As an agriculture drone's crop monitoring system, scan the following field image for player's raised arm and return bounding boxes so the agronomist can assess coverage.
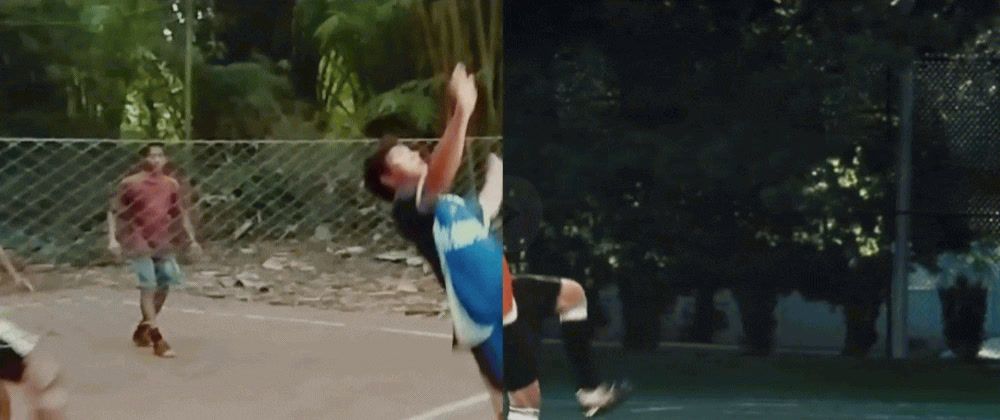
[419,63,478,210]
[479,153,503,222]
[0,245,33,291]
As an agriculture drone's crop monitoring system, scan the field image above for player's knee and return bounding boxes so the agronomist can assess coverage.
[24,357,67,414]
[23,356,60,390]
[508,380,542,408]
[557,279,587,322]
[508,380,541,418]
[557,279,585,309]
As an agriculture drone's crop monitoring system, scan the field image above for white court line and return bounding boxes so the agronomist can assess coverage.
[724,410,764,416]
[178,308,206,314]
[243,314,345,327]
[120,298,447,340]
[123,300,226,316]
[631,406,685,413]
[403,393,490,420]
[378,327,450,339]
[737,402,800,408]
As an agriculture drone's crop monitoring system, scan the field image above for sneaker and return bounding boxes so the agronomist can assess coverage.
[576,381,632,418]
[148,327,176,358]
[132,323,152,347]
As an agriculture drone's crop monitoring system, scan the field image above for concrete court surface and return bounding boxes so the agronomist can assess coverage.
[0,287,493,419]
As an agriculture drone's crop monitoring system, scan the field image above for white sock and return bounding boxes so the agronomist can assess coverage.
[559,297,588,323]
[508,406,540,420]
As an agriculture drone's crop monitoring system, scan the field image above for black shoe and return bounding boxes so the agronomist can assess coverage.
[149,327,176,358]
[132,323,152,347]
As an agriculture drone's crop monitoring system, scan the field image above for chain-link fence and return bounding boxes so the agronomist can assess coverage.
[872,55,1000,359]
[911,56,1000,257]
[0,137,501,266]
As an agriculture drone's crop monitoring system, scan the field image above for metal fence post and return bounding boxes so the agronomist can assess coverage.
[890,63,914,359]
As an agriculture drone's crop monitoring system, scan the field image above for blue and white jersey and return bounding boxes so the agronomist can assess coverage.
[432,194,503,348]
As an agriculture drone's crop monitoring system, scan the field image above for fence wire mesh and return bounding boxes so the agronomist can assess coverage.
[912,56,1000,256]
[0,137,502,266]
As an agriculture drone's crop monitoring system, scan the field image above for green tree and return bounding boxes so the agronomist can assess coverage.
[507,0,1000,351]
[293,0,501,137]
[0,0,187,138]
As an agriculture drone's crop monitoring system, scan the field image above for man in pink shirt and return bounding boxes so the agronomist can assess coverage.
[108,143,201,358]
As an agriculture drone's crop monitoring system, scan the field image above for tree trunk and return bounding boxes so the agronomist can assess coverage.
[734,287,777,356]
[688,287,718,343]
[842,301,880,358]
[939,277,987,362]
[619,274,661,350]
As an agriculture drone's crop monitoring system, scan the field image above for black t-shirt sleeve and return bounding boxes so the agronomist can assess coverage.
[390,195,446,283]
[391,195,428,237]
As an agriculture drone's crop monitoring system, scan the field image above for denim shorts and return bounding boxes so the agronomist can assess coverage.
[129,255,184,290]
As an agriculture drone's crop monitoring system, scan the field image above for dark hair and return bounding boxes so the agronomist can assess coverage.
[363,135,400,201]
[139,142,167,157]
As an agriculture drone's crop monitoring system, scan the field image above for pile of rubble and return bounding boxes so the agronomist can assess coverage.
[5,241,450,318]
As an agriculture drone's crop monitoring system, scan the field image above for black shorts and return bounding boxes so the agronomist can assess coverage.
[503,274,563,391]
[472,343,502,390]
[458,329,504,390]
[0,320,34,382]
[0,340,27,382]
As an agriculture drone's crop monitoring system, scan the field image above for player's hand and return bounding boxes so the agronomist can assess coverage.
[12,273,33,292]
[107,241,122,259]
[448,63,478,116]
[188,241,203,260]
